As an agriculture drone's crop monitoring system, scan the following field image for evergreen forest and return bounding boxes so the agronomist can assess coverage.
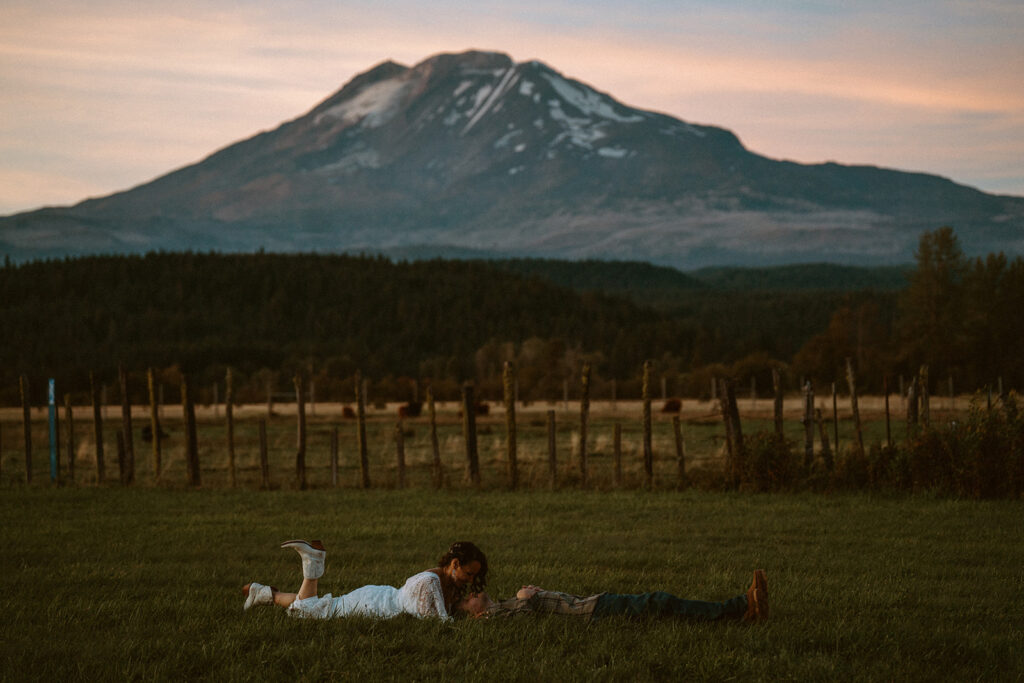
[2,227,1021,405]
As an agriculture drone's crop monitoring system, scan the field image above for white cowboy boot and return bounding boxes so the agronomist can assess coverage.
[280,539,326,579]
[243,582,275,610]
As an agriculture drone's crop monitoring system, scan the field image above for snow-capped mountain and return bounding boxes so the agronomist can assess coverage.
[2,50,1022,266]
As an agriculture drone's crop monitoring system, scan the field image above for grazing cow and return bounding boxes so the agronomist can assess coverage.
[342,406,356,419]
[456,402,490,418]
[661,398,682,413]
[398,401,423,418]
[141,424,170,442]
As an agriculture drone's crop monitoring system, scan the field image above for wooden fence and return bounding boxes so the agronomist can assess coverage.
[0,361,1012,490]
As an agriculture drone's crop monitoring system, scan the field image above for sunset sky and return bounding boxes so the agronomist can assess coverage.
[2,0,1022,216]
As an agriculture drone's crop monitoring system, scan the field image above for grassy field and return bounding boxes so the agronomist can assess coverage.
[0,396,963,490]
[1,487,1021,680]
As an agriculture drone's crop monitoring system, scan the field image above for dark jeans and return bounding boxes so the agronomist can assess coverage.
[592,591,747,621]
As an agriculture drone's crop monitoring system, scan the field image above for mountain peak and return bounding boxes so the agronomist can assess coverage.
[413,49,514,74]
[2,49,1022,266]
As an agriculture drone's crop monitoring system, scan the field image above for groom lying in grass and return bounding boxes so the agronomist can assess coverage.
[456,570,768,623]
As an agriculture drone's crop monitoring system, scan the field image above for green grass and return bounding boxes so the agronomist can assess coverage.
[1,488,1021,680]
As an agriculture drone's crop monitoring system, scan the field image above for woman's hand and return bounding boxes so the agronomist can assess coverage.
[516,585,542,599]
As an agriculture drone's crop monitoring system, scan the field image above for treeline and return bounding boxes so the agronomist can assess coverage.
[793,227,1024,394]
[0,252,688,404]
[1,227,1021,405]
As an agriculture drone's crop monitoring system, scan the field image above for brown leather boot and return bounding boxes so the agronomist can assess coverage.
[742,570,769,622]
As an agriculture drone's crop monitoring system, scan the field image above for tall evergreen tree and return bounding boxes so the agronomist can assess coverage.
[898,227,968,379]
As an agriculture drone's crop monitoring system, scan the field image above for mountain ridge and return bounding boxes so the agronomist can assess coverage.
[2,49,1022,266]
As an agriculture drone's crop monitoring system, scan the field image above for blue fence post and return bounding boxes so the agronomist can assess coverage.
[48,378,57,482]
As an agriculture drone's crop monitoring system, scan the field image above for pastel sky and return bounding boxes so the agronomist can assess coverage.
[2,0,1023,216]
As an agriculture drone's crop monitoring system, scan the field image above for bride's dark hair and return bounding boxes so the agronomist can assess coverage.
[437,541,488,595]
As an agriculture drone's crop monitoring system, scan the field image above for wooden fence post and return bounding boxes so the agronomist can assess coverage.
[815,408,833,471]
[883,376,892,449]
[118,365,135,484]
[503,361,518,490]
[20,375,32,483]
[906,377,919,439]
[309,378,316,417]
[719,378,745,487]
[258,418,270,489]
[64,394,75,483]
[355,371,370,489]
[330,426,339,488]
[181,375,200,487]
[294,374,307,490]
[846,358,864,458]
[225,368,235,488]
[719,378,733,470]
[642,360,653,489]
[428,386,442,489]
[147,368,162,482]
[462,383,480,487]
[579,362,591,488]
[90,372,104,483]
[395,421,406,489]
[115,430,126,485]
[49,379,60,484]
[772,367,784,437]
[547,409,557,489]
[802,381,815,470]
[831,382,839,455]
[919,365,930,428]
[672,415,688,489]
[613,422,622,488]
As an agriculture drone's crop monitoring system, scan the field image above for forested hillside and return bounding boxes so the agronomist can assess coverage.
[2,228,1021,405]
[1,253,689,403]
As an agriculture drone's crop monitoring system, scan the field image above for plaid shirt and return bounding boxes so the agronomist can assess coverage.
[485,590,604,620]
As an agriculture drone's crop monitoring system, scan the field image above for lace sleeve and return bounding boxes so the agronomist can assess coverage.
[405,572,450,621]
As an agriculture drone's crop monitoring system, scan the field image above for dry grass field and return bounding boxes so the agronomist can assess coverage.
[0,393,976,490]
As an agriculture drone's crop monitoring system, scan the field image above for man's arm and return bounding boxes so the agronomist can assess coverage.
[516,585,543,599]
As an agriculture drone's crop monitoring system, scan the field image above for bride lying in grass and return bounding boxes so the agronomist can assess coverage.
[243,539,487,621]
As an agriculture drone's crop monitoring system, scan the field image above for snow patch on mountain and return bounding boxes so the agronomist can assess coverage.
[547,98,607,149]
[316,78,410,129]
[661,124,706,139]
[463,67,520,134]
[493,129,522,149]
[541,74,644,123]
[598,146,629,159]
[316,149,382,174]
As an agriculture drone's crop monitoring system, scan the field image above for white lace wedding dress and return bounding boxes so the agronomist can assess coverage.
[286,570,451,621]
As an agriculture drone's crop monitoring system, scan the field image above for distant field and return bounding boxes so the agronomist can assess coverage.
[0,395,966,489]
[1,488,1020,680]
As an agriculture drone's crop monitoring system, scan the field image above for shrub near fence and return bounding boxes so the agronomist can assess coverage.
[2,366,1022,498]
